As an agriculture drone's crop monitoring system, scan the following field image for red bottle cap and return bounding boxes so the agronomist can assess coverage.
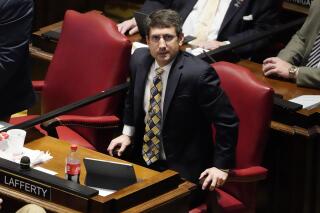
[71,144,78,151]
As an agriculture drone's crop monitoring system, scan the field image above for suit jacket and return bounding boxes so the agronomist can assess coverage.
[140,0,279,58]
[124,48,239,183]
[278,0,320,89]
[0,0,35,117]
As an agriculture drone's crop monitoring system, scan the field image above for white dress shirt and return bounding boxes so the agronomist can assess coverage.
[183,0,232,41]
[122,59,175,159]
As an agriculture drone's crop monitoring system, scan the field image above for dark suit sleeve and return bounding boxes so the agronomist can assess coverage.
[122,55,136,127]
[197,67,239,169]
[227,0,279,56]
[0,0,33,90]
[139,0,173,14]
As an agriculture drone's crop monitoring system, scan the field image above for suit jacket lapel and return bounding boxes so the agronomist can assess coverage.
[219,0,243,34]
[134,54,153,123]
[163,52,183,122]
[180,0,198,22]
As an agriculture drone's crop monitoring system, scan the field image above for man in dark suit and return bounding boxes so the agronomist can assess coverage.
[262,0,320,89]
[118,0,278,57]
[0,0,35,122]
[108,9,239,209]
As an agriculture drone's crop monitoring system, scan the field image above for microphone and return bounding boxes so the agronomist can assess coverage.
[20,156,31,171]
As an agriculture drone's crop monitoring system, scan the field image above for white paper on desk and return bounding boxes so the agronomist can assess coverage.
[185,47,209,56]
[131,42,148,54]
[34,166,58,175]
[289,95,320,110]
[0,147,52,166]
[89,186,115,197]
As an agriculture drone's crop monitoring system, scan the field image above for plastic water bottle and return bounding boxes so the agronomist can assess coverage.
[65,144,80,183]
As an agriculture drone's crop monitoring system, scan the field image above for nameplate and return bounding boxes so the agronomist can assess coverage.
[0,170,51,200]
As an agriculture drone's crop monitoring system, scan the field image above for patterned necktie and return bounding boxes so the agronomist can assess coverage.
[306,32,320,68]
[143,67,164,165]
[190,0,220,45]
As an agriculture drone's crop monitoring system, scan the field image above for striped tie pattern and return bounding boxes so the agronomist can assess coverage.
[306,32,320,68]
[143,67,164,165]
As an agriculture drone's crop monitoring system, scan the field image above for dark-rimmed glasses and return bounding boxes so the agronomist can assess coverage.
[149,34,177,43]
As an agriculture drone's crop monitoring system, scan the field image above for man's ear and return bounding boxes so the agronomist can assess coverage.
[178,33,184,46]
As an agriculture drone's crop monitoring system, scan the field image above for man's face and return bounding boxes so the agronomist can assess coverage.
[146,27,184,67]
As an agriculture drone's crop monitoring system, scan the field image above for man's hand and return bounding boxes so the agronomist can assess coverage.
[117,18,138,35]
[199,167,229,191]
[197,40,226,50]
[0,198,3,210]
[107,134,132,157]
[262,57,293,79]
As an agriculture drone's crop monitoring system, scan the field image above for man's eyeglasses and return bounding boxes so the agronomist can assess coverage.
[150,34,177,43]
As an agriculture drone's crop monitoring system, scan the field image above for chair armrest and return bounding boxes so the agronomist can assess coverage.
[58,115,120,127]
[32,80,45,91]
[40,115,120,137]
[45,115,120,128]
[227,166,267,183]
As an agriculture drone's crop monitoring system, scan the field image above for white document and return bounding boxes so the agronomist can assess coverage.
[289,95,320,110]
[34,166,58,175]
[90,186,115,197]
[185,47,210,56]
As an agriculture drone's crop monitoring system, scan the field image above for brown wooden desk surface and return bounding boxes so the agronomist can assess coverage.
[25,136,159,183]
[0,136,195,212]
[237,60,320,116]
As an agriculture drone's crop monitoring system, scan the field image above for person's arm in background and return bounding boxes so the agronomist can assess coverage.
[263,0,320,89]
[0,0,33,91]
[117,0,171,35]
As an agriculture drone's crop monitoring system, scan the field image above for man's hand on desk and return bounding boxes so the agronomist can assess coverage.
[117,18,138,35]
[107,134,132,157]
[262,57,297,79]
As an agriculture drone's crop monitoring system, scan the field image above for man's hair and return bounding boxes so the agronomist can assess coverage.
[145,9,183,36]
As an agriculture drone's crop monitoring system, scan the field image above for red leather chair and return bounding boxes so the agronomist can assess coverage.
[191,62,273,213]
[11,10,131,152]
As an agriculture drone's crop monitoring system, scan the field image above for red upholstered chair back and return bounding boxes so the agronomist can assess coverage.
[42,11,131,146]
[212,62,273,211]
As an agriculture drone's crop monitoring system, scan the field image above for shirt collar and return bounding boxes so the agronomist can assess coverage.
[154,57,177,73]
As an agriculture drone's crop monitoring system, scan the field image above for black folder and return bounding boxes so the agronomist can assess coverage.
[83,158,137,191]
[41,29,61,41]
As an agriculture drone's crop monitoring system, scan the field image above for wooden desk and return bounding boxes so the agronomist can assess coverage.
[238,60,319,134]
[0,136,195,212]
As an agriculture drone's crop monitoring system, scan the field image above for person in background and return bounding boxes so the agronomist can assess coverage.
[117,0,278,58]
[262,0,320,89]
[0,197,46,213]
[108,9,238,210]
[0,0,35,122]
